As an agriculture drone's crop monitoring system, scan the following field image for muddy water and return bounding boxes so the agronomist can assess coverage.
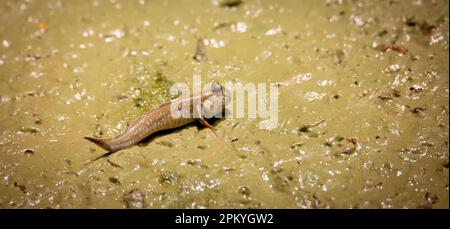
[0,0,448,208]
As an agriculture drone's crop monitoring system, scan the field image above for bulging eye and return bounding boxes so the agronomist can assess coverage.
[211,81,222,95]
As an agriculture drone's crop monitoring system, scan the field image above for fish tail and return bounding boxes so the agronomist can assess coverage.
[84,136,117,152]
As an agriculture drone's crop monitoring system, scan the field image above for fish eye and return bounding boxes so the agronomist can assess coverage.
[211,82,222,95]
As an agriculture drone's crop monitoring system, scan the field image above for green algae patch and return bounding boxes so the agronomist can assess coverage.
[130,67,172,108]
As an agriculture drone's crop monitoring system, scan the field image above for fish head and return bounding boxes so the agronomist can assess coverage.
[201,81,229,118]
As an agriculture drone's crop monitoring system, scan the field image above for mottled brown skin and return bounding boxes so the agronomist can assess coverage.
[85,82,226,153]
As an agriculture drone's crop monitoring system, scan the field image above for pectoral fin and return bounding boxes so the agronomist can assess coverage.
[195,103,216,130]
[199,116,216,130]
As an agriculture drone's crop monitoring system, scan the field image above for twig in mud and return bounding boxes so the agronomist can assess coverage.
[379,44,408,54]
[299,119,325,133]
[107,159,124,169]
[193,38,207,62]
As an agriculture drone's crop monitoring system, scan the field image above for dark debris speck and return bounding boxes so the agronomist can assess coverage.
[238,186,251,196]
[24,149,34,155]
[219,0,242,8]
[123,189,144,209]
[109,177,121,184]
[158,171,179,185]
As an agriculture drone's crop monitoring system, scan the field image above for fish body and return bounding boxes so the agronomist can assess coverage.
[85,82,226,152]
